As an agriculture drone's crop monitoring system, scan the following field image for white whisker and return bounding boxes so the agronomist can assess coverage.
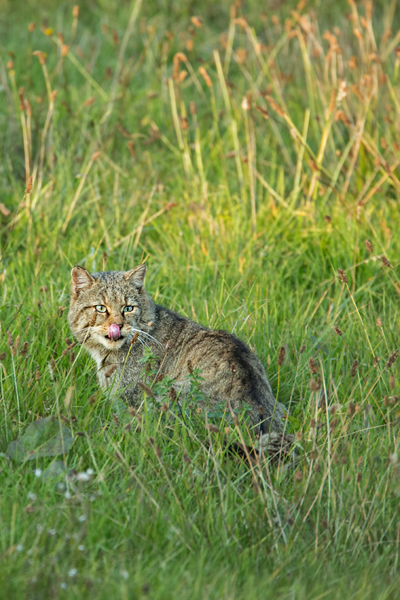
[130,327,162,348]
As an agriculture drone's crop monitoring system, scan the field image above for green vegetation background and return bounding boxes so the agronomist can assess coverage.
[1,0,400,598]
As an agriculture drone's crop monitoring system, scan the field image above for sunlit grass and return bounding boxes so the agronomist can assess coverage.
[1,0,400,597]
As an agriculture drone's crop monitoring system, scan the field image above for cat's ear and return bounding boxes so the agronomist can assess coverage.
[71,266,94,297]
[124,264,146,288]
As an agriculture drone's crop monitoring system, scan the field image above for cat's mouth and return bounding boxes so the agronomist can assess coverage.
[105,335,125,342]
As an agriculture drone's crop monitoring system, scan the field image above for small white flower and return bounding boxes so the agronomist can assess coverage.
[65,491,71,500]
[76,472,90,482]
[65,534,71,540]
[86,468,94,476]
[61,583,67,589]
[68,568,78,578]
[34,469,42,477]
[27,492,36,501]
[48,529,56,536]
[121,570,129,580]
[16,544,23,552]
[78,545,85,551]
[78,515,86,522]
[36,524,43,532]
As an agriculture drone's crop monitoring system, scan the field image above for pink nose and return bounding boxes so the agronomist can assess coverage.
[109,323,121,340]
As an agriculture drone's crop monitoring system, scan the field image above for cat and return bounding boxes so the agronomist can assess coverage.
[68,264,294,459]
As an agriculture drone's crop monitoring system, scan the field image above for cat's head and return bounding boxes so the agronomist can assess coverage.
[68,264,154,351]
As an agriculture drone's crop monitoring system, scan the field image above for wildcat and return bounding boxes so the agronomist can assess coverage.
[68,264,293,457]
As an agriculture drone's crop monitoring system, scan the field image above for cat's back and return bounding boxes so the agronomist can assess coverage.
[152,304,282,433]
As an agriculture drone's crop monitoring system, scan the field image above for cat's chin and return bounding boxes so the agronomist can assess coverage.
[97,335,127,350]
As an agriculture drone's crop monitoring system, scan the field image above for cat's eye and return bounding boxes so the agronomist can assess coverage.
[123,306,136,313]
[95,305,107,313]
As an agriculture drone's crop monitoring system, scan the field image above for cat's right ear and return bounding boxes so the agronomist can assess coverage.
[71,266,94,300]
[124,264,146,288]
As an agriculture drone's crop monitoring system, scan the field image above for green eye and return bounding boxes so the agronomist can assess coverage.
[95,305,107,313]
[123,306,135,313]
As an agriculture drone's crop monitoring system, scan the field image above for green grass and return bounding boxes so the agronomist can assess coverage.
[1,0,400,597]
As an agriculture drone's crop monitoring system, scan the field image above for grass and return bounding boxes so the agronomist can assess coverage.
[1,0,400,597]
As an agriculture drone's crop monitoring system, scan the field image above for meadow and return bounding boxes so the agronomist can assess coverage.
[1,0,400,597]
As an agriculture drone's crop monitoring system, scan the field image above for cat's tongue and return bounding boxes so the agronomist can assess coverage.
[109,323,121,340]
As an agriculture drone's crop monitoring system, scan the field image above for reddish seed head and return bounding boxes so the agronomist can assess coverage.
[109,323,121,340]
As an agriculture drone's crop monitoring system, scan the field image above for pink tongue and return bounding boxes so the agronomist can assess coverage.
[109,323,121,340]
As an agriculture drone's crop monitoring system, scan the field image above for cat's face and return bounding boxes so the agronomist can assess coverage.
[68,264,147,351]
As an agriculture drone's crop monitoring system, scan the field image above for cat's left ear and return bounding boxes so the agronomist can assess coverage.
[124,264,146,288]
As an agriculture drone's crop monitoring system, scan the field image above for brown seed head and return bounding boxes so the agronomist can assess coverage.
[364,240,373,253]
[28,22,36,32]
[161,403,169,413]
[72,5,79,17]
[373,356,380,367]
[350,359,359,378]
[347,402,356,417]
[277,346,286,366]
[386,350,399,369]
[7,330,14,348]
[308,357,318,374]
[131,331,139,345]
[33,50,47,65]
[376,317,382,327]
[138,382,156,398]
[0,352,6,361]
[206,423,219,433]
[381,255,392,268]
[35,370,41,381]
[187,360,193,374]
[334,326,342,336]
[324,215,332,223]
[198,66,212,88]
[337,269,347,283]
[294,470,303,482]
[309,378,321,392]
